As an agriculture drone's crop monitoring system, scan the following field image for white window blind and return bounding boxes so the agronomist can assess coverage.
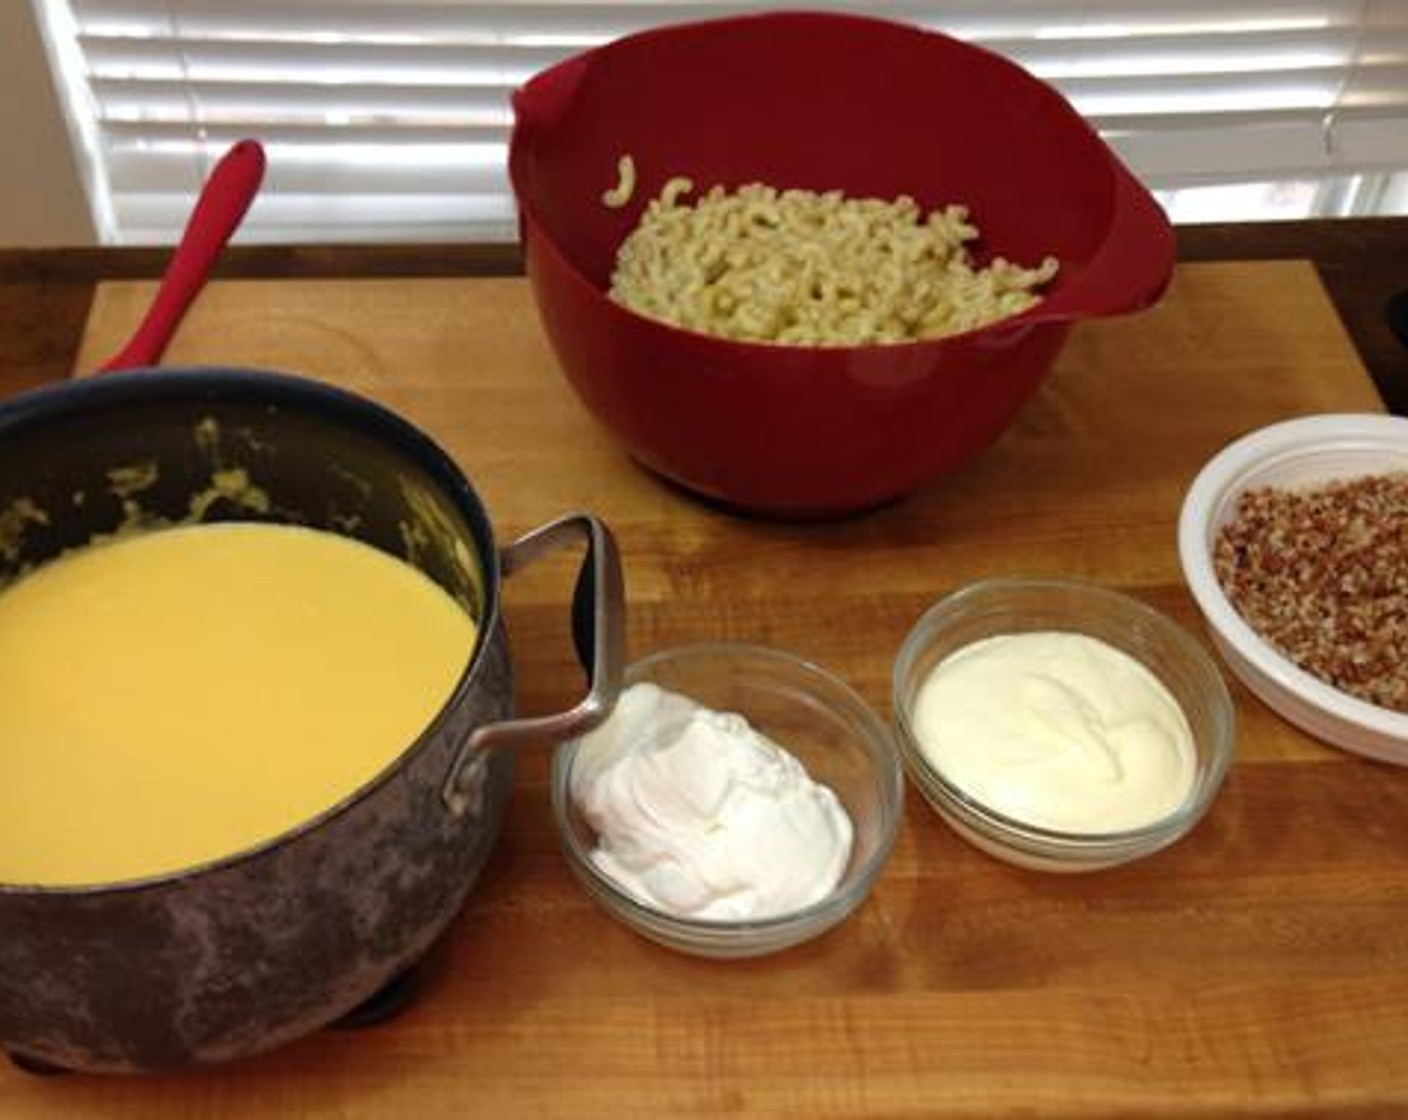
[35,0,1408,244]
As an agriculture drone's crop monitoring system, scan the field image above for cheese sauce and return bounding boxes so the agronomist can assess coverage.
[0,522,476,886]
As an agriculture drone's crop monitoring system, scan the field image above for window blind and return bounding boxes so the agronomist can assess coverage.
[39,0,1408,244]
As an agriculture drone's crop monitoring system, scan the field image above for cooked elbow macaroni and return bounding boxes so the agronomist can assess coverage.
[601,155,637,209]
[607,175,1059,346]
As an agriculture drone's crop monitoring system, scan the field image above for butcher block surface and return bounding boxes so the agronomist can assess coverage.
[0,261,1403,1117]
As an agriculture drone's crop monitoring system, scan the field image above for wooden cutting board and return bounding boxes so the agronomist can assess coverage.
[3,262,1404,1116]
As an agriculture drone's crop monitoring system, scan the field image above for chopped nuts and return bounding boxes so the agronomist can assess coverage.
[1214,472,1408,713]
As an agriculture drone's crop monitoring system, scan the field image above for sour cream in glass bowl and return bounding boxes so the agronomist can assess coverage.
[552,643,902,958]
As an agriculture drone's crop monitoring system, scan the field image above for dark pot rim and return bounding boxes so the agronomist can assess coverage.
[0,366,504,899]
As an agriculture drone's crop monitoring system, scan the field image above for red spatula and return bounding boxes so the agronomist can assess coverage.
[99,139,266,373]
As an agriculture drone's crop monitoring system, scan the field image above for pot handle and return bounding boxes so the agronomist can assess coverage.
[441,513,625,817]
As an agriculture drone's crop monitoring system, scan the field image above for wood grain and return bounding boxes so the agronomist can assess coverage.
[2,262,1406,1116]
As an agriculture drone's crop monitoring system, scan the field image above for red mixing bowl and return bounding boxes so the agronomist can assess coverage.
[509,10,1174,517]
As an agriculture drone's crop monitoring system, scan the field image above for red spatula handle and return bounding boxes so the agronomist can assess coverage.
[100,139,266,373]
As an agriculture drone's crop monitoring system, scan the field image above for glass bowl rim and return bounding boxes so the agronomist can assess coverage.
[891,576,1236,851]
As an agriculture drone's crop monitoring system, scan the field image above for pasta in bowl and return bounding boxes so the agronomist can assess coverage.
[509,10,1173,517]
[608,176,1060,346]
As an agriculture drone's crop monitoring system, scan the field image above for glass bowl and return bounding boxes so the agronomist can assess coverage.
[892,579,1235,872]
[551,642,903,958]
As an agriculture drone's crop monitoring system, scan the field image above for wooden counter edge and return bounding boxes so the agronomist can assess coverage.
[1,218,1405,409]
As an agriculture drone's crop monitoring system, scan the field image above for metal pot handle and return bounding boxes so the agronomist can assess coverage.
[441,513,625,817]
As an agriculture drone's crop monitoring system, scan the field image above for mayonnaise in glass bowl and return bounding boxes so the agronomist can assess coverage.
[892,579,1235,872]
[551,643,903,958]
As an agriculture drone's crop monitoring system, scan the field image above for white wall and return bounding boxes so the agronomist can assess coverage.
[0,1,97,246]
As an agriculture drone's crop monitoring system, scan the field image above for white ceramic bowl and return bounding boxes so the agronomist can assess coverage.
[1178,413,1408,765]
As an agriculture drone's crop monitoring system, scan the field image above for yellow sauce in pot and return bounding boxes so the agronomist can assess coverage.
[0,522,476,887]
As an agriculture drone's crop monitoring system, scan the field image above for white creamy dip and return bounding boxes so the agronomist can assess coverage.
[911,631,1196,833]
[570,682,854,921]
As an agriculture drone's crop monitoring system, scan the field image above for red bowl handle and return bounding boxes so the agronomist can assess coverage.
[510,52,591,246]
[512,51,592,140]
[1032,161,1175,323]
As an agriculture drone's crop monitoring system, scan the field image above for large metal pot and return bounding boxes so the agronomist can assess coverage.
[0,367,623,1072]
